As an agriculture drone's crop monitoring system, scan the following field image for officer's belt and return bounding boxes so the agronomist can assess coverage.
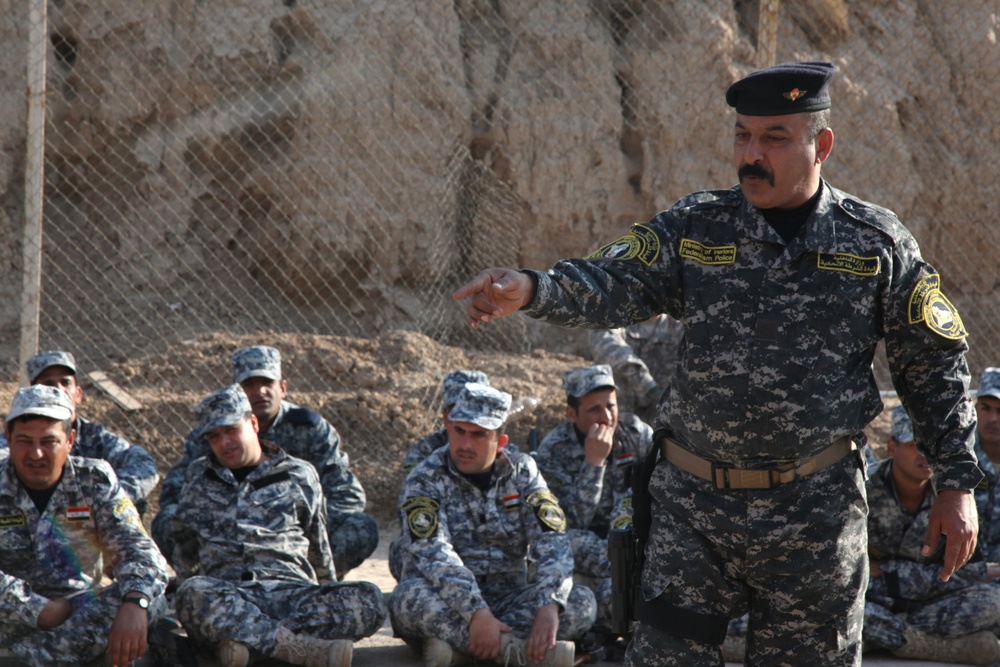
[661,436,855,489]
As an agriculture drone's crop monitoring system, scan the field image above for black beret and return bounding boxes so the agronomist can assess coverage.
[726,61,836,116]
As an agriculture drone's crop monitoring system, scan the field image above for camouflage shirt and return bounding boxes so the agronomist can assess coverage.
[588,315,684,410]
[161,400,366,521]
[396,446,573,623]
[171,440,332,585]
[0,417,159,505]
[972,434,1000,561]
[534,414,651,535]
[523,182,981,489]
[401,429,449,473]
[866,459,987,607]
[0,456,167,628]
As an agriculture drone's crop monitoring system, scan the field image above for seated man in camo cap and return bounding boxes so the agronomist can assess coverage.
[171,384,386,667]
[533,364,651,639]
[973,367,1000,560]
[389,383,595,667]
[154,345,376,579]
[863,405,1000,664]
[0,350,160,515]
[0,385,168,667]
[401,370,492,473]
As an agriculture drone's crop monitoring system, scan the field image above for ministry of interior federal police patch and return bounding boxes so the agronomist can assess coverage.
[817,252,880,276]
[679,239,737,265]
[908,274,967,339]
[402,496,440,540]
[587,224,660,266]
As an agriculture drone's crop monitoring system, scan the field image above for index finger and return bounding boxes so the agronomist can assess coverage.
[939,532,975,582]
[453,271,494,301]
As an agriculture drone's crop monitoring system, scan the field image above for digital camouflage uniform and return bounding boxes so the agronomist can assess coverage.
[0,351,161,512]
[588,315,684,422]
[534,365,652,633]
[154,347,375,576]
[973,367,1000,561]
[865,455,1000,649]
[389,384,596,652]
[0,386,168,667]
[518,146,980,663]
[172,425,385,655]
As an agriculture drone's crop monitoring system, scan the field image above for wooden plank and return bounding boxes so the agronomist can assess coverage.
[85,370,143,412]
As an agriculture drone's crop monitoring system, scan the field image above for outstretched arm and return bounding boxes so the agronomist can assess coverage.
[453,269,536,328]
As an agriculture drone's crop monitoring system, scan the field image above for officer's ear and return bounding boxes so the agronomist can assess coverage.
[885,437,898,458]
[565,405,577,421]
[496,434,509,450]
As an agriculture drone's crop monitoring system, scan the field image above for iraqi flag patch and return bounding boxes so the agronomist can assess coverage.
[66,507,91,522]
[503,493,522,511]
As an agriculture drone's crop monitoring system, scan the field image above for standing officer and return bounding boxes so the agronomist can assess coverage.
[0,386,168,667]
[454,61,981,665]
[0,350,160,514]
[154,345,377,579]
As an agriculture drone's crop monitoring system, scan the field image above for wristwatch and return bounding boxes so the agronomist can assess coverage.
[122,595,149,612]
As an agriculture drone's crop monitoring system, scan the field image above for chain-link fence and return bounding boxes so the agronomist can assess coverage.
[2,0,998,511]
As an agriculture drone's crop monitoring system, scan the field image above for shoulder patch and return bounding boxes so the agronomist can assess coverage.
[285,408,321,427]
[908,274,967,339]
[816,253,880,277]
[402,496,440,540]
[586,224,660,266]
[908,274,940,324]
[679,239,736,265]
[526,490,566,532]
[923,290,967,340]
[611,515,632,530]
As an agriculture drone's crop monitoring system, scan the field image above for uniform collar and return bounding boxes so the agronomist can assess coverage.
[741,179,842,255]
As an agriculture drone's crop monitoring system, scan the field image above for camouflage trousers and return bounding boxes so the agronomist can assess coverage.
[864,583,1000,650]
[388,576,596,651]
[175,576,386,654]
[627,455,867,667]
[330,511,380,578]
[0,582,165,667]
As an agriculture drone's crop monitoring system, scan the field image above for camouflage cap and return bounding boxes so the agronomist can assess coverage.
[890,405,914,444]
[448,382,511,430]
[978,367,1000,401]
[7,385,74,422]
[231,346,281,384]
[562,364,617,398]
[195,384,252,436]
[26,350,77,384]
[442,370,490,409]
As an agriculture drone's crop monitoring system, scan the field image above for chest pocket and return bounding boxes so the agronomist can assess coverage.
[780,288,880,371]
[247,471,302,532]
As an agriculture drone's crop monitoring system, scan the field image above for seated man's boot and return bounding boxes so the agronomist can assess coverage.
[496,634,575,667]
[892,627,1000,666]
[216,639,251,667]
[720,633,746,663]
[422,637,471,667]
[272,626,353,667]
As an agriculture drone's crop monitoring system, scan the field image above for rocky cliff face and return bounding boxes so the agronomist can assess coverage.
[0,0,996,368]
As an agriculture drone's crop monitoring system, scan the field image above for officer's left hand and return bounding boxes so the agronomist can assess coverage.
[922,488,977,582]
[527,603,559,663]
[106,602,149,667]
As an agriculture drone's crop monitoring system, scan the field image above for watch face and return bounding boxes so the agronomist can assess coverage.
[125,596,149,609]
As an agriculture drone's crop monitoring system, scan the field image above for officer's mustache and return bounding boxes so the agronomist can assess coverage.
[738,163,774,186]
